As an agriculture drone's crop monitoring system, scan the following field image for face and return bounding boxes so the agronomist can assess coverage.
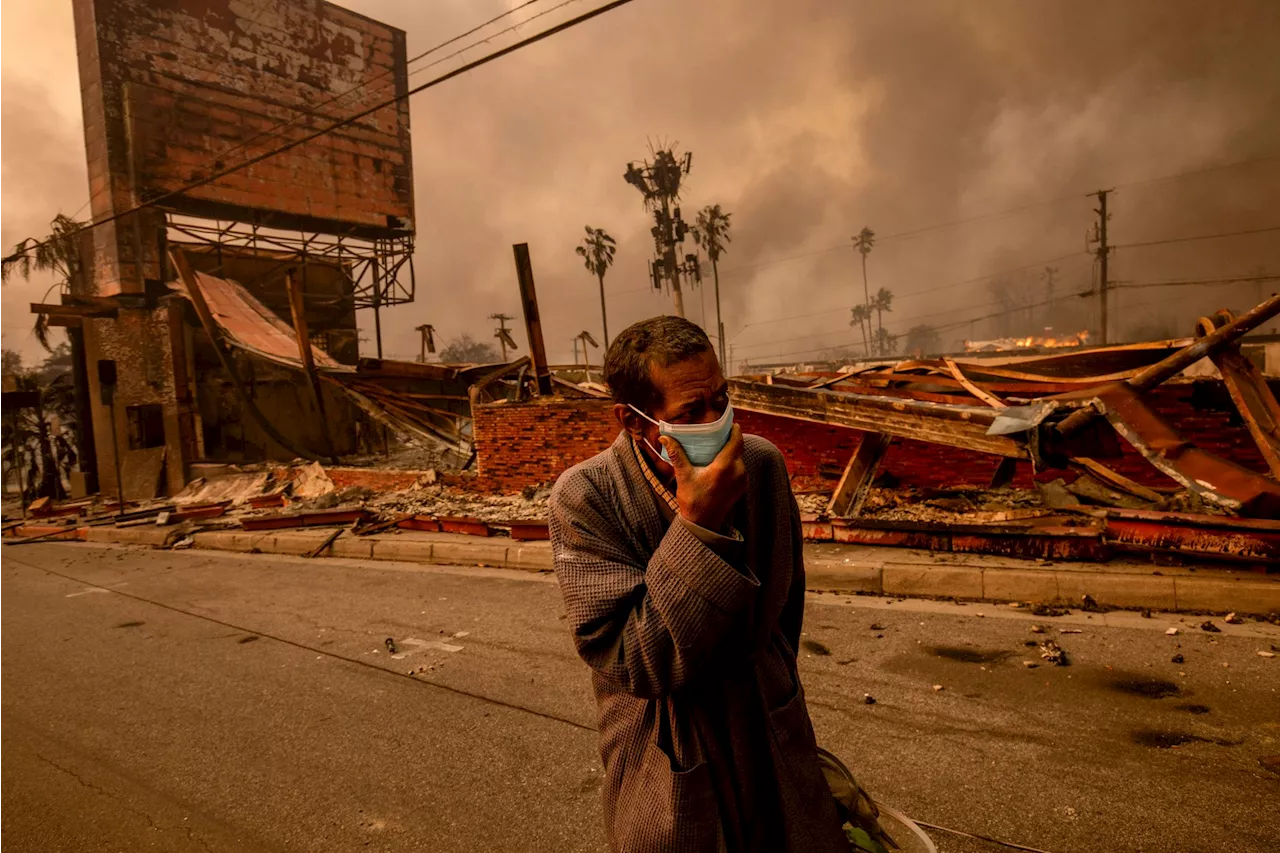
[615,348,729,472]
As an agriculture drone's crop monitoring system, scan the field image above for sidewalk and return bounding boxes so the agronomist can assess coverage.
[12,522,1280,615]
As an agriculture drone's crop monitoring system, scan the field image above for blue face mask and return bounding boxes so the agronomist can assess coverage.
[630,403,734,468]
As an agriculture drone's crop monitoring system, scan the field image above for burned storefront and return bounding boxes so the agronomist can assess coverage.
[33,0,437,499]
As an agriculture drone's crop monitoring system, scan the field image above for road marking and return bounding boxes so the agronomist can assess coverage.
[65,587,110,597]
[390,637,463,659]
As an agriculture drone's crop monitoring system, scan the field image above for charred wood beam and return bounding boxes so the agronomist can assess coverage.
[827,432,891,518]
[728,379,1026,458]
[1092,383,1280,518]
[1210,345,1280,479]
[286,270,339,464]
[989,457,1018,489]
[1056,292,1280,438]
[943,357,1006,408]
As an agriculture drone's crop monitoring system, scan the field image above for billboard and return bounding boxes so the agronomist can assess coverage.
[75,0,414,241]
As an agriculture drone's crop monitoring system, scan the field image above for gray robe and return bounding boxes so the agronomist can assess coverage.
[549,432,848,853]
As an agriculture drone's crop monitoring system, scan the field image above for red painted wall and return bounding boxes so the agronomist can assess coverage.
[469,383,1270,494]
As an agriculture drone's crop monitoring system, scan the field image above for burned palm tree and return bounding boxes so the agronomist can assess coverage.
[691,205,732,365]
[575,226,617,348]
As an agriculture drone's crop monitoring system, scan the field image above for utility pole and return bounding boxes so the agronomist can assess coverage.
[489,313,516,362]
[576,330,600,383]
[1090,189,1112,345]
[414,324,436,363]
[571,337,580,368]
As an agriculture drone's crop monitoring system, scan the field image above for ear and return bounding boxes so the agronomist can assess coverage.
[614,403,646,438]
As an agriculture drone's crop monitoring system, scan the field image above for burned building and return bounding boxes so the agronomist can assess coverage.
[41,0,418,498]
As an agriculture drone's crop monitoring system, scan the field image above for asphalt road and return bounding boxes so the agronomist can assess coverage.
[2,543,1277,853]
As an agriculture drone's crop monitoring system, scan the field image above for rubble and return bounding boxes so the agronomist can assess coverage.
[1038,640,1068,666]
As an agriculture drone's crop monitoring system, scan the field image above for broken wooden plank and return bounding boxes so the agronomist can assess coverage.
[989,457,1018,489]
[1065,473,1154,510]
[827,432,891,517]
[355,513,413,537]
[943,357,1006,408]
[286,270,338,464]
[728,378,1026,458]
[1056,292,1280,438]
[305,526,346,558]
[1210,345,1280,478]
[1092,383,1280,518]
[1069,457,1165,502]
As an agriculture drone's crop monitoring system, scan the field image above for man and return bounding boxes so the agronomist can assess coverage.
[549,317,848,852]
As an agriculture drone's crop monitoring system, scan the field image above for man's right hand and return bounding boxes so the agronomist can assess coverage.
[661,424,748,533]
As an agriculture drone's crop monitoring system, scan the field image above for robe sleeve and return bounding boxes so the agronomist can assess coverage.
[549,471,760,698]
[778,489,807,657]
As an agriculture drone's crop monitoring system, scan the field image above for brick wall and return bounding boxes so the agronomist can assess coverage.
[470,383,1271,494]
[473,397,618,491]
[73,0,412,294]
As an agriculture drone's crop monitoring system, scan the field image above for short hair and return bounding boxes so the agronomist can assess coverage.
[604,316,714,410]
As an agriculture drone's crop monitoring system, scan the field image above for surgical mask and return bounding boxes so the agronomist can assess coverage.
[630,403,734,467]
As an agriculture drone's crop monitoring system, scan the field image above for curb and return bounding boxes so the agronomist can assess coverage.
[24,524,1280,615]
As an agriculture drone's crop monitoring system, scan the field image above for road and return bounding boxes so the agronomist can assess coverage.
[2,543,1277,853]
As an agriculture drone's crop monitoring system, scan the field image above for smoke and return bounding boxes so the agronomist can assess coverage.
[3,0,1278,365]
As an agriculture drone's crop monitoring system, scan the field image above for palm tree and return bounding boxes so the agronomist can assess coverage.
[849,304,871,357]
[575,226,617,349]
[872,287,894,355]
[873,327,896,358]
[1,346,79,501]
[2,214,88,351]
[691,205,732,365]
[852,225,875,339]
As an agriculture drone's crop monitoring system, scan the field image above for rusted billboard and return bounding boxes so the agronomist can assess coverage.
[74,0,413,293]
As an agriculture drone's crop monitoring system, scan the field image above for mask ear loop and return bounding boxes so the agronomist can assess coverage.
[628,405,669,462]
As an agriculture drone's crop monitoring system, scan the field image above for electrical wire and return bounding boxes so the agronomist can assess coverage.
[719,202,1082,275]
[200,0,549,172]
[743,289,1092,364]
[1112,224,1280,250]
[730,251,1087,343]
[1112,150,1280,192]
[2,0,639,267]
[406,0,582,81]
[1113,273,1280,290]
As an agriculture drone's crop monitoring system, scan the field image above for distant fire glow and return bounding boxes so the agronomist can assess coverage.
[963,330,1090,353]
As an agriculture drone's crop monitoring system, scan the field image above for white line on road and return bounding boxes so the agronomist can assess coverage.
[65,587,110,597]
[390,637,464,660]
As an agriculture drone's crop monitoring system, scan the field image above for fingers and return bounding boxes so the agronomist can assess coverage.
[659,436,692,475]
[706,424,745,472]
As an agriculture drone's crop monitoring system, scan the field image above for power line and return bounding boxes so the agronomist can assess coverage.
[743,289,1093,364]
[2,0,638,268]
[1113,273,1280,290]
[406,0,581,81]
[719,202,1082,276]
[1113,150,1280,192]
[201,0,549,173]
[1113,224,1280,250]
[730,250,1087,343]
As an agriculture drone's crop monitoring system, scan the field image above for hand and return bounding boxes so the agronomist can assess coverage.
[661,424,747,532]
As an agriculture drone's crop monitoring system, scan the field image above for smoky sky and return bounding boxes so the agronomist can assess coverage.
[3,0,1279,368]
